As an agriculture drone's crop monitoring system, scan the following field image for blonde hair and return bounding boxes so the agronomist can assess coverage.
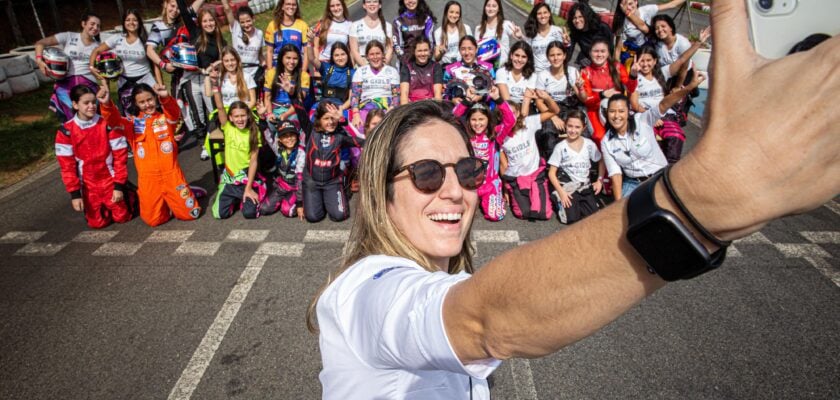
[160,0,177,25]
[306,100,476,333]
[220,47,248,103]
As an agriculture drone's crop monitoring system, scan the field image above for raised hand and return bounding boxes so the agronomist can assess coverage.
[154,83,169,98]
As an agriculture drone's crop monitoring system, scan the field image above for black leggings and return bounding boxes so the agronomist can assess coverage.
[302,179,349,222]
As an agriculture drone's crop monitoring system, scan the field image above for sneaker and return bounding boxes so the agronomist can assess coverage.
[200,148,210,161]
[189,185,207,199]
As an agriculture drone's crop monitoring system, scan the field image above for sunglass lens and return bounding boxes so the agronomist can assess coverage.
[456,158,486,190]
[411,160,444,193]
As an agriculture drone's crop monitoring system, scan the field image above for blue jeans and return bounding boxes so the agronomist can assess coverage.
[622,179,641,197]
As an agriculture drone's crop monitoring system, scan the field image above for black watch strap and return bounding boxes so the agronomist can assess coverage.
[627,170,727,280]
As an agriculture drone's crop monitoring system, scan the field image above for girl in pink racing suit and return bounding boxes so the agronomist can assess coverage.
[452,86,514,221]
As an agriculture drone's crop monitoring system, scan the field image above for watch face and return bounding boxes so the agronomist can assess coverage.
[627,212,709,281]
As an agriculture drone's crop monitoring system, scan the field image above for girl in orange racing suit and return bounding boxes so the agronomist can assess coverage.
[100,83,202,226]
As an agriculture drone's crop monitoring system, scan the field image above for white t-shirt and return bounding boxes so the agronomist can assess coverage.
[656,34,692,67]
[535,66,579,104]
[318,20,352,62]
[622,4,658,46]
[434,25,473,64]
[230,20,265,77]
[496,67,537,104]
[352,65,400,102]
[474,20,516,65]
[317,255,499,400]
[501,115,542,177]
[104,35,150,78]
[601,106,668,178]
[350,19,393,58]
[524,26,566,72]
[548,138,601,184]
[220,73,257,107]
[55,32,99,82]
[635,69,674,115]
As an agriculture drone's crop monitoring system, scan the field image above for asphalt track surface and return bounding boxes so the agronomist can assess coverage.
[0,1,838,399]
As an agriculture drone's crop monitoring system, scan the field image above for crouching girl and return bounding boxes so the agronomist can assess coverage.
[209,94,276,219]
[453,86,514,221]
[547,110,604,224]
[56,85,132,229]
[296,102,365,222]
[100,83,202,226]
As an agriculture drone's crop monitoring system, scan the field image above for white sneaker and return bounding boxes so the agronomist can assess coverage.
[200,148,210,161]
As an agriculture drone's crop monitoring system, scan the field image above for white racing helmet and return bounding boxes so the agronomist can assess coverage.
[42,47,69,80]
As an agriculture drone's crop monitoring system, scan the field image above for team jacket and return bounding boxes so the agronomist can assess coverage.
[100,96,182,176]
[55,114,129,198]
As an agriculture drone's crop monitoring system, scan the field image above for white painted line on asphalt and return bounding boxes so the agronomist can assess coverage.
[774,244,831,259]
[225,229,269,242]
[1,231,47,244]
[728,245,742,258]
[800,231,840,245]
[72,231,119,243]
[147,230,195,243]
[509,358,539,400]
[168,254,268,400]
[14,242,68,256]
[304,230,349,242]
[174,242,222,257]
[93,242,143,257]
[803,257,840,288]
[825,201,840,217]
[734,232,773,245]
[256,242,305,257]
[472,230,520,243]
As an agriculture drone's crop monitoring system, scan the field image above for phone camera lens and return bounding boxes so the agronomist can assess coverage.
[757,0,773,11]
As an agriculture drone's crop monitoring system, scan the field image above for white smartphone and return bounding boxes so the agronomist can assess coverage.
[746,0,840,58]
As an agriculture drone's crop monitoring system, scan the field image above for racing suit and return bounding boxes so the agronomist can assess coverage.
[101,96,200,226]
[55,114,132,228]
[453,101,516,221]
[296,123,365,222]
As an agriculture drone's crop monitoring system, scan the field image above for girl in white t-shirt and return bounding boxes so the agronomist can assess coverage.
[205,47,257,108]
[433,1,472,66]
[496,41,537,104]
[350,41,400,132]
[90,9,155,115]
[547,109,604,224]
[349,0,394,67]
[535,41,585,120]
[221,1,266,88]
[474,0,522,68]
[313,0,352,63]
[497,91,559,220]
[522,3,569,73]
[35,12,101,122]
[612,0,685,70]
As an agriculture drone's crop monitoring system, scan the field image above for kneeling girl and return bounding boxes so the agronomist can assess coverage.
[547,110,604,224]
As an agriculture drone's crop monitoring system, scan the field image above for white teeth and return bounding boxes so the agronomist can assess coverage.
[428,213,462,221]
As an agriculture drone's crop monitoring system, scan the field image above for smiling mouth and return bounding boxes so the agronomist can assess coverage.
[428,213,462,224]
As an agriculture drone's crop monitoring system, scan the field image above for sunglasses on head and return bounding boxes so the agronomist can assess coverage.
[392,157,488,194]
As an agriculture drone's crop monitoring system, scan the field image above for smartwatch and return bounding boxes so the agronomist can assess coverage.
[626,171,726,281]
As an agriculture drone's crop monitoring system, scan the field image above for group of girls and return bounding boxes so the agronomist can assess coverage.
[42,0,708,228]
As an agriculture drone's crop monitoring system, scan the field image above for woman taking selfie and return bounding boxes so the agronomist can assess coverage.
[306,5,840,398]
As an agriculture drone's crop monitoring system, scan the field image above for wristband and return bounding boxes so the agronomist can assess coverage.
[159,60,167,69]
[661,165,732,247]
[36,54,43,60]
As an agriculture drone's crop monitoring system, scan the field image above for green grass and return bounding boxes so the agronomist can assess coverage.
[0,86,60,172]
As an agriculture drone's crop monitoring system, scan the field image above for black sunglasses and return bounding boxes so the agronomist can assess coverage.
[392,157,488,194]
